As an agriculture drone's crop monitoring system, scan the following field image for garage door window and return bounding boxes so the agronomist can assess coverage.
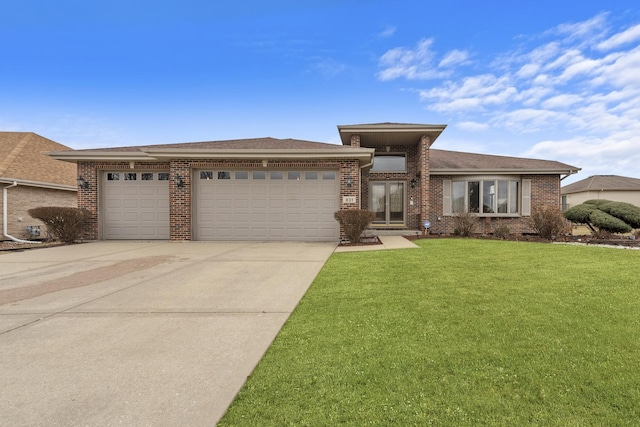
[107,172,120,181]
[200,171,213,180]
[124,173,137,181]
[142,173,154,180]
[218,171,231,180]
[270,171,283,180]
[158,173,169,180]
[288,171,301,180]
[253,171,266,179]
[322,171,336,180]
[305,171,318,180]
[235,171,248,179]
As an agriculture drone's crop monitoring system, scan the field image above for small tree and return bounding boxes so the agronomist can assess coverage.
[28,207,91,244]
[528,205,568,240]
[334,209,376,244]
[564,199,639,234]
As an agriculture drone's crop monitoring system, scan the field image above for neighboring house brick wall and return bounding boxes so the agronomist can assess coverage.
[1,184,76,240]
[428,174,560,235]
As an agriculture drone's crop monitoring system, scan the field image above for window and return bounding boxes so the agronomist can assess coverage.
[200,171,213,180]
[305,171,318,180]
[124,173,137,181]
[218,171,231,180]
[451,179,520,215]
[287,171,301,180]
[270,171,283,180]
[235,171,248,179]
[107,172,120,181]
[322,171,336,180]
[371,154,406,172]
[253,171,266,180]
[158,173,169,180]
[141,173,154,181]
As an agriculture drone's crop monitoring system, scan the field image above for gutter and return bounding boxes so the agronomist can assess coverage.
[3,181,41,244]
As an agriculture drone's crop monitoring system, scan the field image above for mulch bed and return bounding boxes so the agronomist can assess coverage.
[404,233,640,248]
[339,236,381,246]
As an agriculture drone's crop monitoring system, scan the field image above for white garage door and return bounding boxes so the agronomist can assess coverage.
[102,171,170,239]
[195,169,339,241]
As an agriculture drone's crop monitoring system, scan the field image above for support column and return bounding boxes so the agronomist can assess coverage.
[418,135,431,229]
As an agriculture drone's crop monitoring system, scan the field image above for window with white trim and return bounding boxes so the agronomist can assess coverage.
[446,177,528,216]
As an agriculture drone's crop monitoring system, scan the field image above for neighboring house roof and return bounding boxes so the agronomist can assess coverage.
[562,175,640,194]
[430,149,580,175]
[0,132,76,190]
[46,137,375,163]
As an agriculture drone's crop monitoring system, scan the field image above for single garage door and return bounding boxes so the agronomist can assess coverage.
[195,169,339,241]
[102,171,170,239]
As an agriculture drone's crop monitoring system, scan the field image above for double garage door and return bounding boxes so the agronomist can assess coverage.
[195,169,339,241]
[102,169,339,241]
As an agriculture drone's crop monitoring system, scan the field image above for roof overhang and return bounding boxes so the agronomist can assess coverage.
[0,178,76,191]
[338,123,447,147]
[45,147,375,163]
[431,168,581,176]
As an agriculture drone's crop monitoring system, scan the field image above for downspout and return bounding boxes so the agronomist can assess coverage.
[3,181,41,244]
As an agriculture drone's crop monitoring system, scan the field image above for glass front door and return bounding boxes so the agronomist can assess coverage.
[370,181,405,226]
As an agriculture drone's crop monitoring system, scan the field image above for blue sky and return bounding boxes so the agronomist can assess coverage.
[3,0,640,183]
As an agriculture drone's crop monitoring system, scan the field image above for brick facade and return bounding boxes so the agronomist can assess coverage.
[428,174,562,235]
[1,184,76,240]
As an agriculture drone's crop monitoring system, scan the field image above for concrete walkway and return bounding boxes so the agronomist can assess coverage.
[334,235,419,252]
[0,241,336,426]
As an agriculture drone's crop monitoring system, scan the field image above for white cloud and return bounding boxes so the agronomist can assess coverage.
[439,49,470,68]
[457,121,489,132]
[541,94,583,109]
[378,26,396,38]
[597,23,640,50]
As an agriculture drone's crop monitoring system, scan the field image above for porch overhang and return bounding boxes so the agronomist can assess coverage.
[338,123,447,147]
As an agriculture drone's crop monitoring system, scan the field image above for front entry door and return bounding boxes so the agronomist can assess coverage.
[370,181,406,226]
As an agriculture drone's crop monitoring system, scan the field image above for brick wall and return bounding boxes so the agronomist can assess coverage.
[1,184,76,240]
[429,174,562,235]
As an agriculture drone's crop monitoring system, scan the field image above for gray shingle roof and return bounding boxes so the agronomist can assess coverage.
[430,149,579,173]
[562,175,640,194]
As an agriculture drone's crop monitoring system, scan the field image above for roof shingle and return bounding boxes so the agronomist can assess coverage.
[0,132,76,187]
[562,175,640,194]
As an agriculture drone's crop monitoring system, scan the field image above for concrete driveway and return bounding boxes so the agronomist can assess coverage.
[0,241,336,426]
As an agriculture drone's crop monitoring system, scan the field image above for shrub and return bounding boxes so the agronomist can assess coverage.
[588,209,633,234]
[528,205,567,240]
[334,209,376,244]
[452,212,477,237]
[493,223,511,240]
[599,201,640,228]
[27,207,91,244]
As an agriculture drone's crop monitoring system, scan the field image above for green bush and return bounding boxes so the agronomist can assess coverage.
[528,205,568,240]
[599,201,640,228]
[27,207,91,244]
[565,199,640,234]
[334,209,376,243]
[588,209,632,234]
[452,212,477,237]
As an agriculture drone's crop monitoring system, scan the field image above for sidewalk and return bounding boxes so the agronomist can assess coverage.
[334,235,418,252]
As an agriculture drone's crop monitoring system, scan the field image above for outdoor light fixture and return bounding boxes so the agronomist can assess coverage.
[346,176,353,187]
[77,176,89,189]
[410,177,418,188]
[175,175,185,188]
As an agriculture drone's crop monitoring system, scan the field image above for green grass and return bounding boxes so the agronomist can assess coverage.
[218,240,640,426]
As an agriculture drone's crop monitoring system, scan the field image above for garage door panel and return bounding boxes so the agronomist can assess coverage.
[196,169,339,241]
[103,171,170,240]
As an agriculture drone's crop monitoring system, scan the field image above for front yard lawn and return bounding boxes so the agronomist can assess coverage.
[219,239,640,426]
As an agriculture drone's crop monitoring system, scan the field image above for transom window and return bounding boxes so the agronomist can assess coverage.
[452,179,519,215]
[371,154,406,172]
